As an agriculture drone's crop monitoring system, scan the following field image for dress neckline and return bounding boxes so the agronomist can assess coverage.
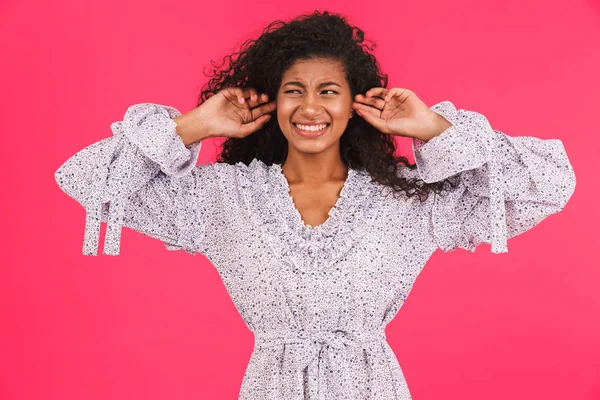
[270,163,357,236]
[235,158,378,273]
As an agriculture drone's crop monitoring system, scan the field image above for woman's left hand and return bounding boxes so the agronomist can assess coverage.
[352,87,452,142]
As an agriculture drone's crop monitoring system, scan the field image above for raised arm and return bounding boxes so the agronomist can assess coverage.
[54,103,218,256]
[410,101,576,253]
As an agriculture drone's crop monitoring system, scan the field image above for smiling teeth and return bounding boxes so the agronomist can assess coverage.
[295,123,328,131]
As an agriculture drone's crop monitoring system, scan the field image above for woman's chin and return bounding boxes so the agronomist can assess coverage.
[287,138,337,155]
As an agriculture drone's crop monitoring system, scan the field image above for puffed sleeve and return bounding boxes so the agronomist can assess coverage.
[412,101,576,253]
[54,102,219,256]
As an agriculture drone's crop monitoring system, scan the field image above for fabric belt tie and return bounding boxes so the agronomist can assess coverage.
[254,328,386,400]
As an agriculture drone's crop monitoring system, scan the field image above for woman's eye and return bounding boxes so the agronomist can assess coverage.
[284,90,338,94]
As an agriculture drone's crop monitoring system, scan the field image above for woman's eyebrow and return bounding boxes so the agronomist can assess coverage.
[283,81,342,88]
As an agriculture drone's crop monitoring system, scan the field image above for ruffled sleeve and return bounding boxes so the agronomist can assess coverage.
[54,102,214,256]
[412,101,576,253]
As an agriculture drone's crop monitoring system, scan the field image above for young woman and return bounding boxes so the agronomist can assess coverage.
[54,10,576,400]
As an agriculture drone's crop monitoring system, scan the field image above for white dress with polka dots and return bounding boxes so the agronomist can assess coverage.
[55,100,576,399]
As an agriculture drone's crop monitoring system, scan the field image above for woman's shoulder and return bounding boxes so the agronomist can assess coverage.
[192,158,273,189]
[210,158,268,175]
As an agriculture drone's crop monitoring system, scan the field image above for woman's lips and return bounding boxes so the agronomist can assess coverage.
[292,123,330,138]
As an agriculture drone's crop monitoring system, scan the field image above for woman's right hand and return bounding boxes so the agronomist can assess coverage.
[173,87,277,145]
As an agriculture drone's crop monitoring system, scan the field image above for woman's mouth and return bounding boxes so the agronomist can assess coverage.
[292,123,330,138]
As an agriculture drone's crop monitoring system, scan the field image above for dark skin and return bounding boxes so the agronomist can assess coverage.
[274,58,452,228]
[173,57,451,228]
[276,58,354,228]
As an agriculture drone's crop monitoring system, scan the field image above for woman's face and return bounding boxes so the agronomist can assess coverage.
[276,57,353,157]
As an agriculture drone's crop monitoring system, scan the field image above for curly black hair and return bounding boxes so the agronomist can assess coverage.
[196,10,458,201]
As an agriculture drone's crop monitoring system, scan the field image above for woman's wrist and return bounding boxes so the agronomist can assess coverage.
[172,114,210,146]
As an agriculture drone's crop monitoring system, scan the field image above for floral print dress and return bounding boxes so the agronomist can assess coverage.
[54,100,576,399]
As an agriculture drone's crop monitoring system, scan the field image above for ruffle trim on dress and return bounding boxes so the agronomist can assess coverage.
[235,158,381,274]
[421,101,508,253]
[163,169,208,255]
[80,103,204,256]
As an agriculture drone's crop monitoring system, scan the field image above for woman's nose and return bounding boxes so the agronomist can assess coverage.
[300,92,321,111]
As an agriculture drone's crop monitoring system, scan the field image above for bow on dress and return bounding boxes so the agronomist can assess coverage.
[77,120,157,256]
[81,125,128,256]
[55,103,199,256]
[254,328,386,399]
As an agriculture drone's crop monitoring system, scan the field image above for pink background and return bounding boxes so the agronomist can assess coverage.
[1,1,599,399]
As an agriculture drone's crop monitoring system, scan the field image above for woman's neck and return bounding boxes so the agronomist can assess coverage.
[281,152,347,187]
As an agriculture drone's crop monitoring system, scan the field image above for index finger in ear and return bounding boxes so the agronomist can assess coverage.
[232,87,258,104]
[365,87,388,98]
[384,88,412,102]
[246,90,272,107]
[250,100,277,121]
[256,93,271,104]
[242,88,260,104]
[354,95,385,110]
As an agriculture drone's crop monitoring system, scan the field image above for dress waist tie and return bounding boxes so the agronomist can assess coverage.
[254,328,386,400]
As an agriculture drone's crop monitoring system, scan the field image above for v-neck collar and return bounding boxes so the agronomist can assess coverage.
[269,162,357,237]
[235,158,379,274]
